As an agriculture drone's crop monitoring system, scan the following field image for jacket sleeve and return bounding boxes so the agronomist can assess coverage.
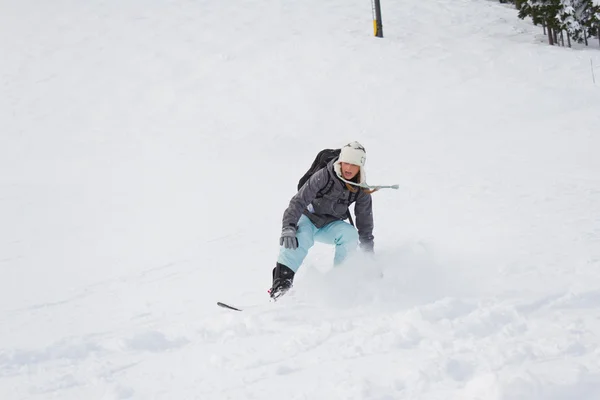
[282,168,329,230]
[354,190,374,249]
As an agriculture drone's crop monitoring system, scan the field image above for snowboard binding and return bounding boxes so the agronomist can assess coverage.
[269,263,295,301]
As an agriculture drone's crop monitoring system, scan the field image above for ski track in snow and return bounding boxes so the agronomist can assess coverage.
[2,0,600,398]
[0,249,599,399]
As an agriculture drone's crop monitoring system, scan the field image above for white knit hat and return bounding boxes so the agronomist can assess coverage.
[334,141,367,184]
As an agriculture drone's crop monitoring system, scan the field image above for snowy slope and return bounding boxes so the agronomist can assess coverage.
[1,0,600,398]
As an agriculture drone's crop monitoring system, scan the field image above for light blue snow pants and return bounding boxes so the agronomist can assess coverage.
[278,214,359,273]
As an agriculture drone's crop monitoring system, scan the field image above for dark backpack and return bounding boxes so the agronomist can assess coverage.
[297,148,357,226]
[297,148,340,191]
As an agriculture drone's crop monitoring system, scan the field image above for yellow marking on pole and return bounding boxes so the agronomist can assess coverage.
[373,20,377,36]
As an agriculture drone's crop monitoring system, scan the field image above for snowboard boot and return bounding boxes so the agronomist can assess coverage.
[269,262,295,300]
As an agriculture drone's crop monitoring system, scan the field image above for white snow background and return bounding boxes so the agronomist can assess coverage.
[1,0,600,399]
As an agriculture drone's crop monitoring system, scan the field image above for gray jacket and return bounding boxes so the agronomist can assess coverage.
[282,159,374,247]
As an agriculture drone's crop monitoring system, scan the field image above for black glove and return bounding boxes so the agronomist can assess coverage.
[280,226,299,250]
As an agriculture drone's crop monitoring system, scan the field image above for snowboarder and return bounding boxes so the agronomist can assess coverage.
[269,141,375,299]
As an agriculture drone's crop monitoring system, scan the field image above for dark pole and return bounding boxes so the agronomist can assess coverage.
[374,0,383,38]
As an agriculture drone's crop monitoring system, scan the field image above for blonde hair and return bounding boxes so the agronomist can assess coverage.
[344,167,377,194]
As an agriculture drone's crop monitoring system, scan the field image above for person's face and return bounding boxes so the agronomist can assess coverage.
[340,162,360,180]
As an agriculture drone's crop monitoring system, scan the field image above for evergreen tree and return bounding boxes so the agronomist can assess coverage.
[583,1,600,45]
[495,0,600,47]
[518,1,562,45]
[558,1,580,45]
